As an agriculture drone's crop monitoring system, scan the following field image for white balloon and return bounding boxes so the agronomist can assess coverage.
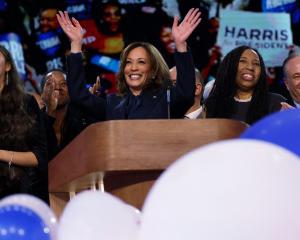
[58,191,140,240]
[0,194,58,240]
[139,139,300,240]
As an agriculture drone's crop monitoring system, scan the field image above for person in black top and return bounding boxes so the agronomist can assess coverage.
[0,45,48,203]
[0,163,26,198]
[41,69,97,161]
[56,8,202,120]
[204,46,286,124]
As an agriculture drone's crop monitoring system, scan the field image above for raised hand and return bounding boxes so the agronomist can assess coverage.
[56,11,84,53]
[41,78,58,116]
[89,76,101,96]
[172,8,201,52]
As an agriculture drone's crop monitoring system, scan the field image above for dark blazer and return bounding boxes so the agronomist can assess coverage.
[66,50,195,120]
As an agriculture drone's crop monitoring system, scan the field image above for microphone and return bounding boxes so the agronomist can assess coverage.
[167,85,171,119]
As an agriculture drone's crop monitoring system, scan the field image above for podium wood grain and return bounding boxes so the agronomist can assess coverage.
[49,119,248,216]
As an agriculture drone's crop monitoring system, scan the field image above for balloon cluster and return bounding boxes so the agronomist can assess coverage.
[240,108,300,156]
[139,139,300,240]
[0,192,141,240]
[138,109,300,240]
[1,109,299,240]
[57,191,140,240]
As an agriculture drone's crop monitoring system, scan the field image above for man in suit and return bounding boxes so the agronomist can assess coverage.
[283,51,300,108]
[170,67,204,119]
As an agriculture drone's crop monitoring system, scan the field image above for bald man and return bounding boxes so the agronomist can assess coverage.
[283,51,300,108]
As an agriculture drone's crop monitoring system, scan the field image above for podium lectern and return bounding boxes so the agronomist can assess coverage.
[49,119,248,216]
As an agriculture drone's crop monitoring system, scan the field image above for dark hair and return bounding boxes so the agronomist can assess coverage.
[0,45,35,149]
[117,42,170,96]
[205,45,269,124]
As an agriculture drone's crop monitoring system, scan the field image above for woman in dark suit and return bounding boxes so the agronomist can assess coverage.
[56,8,202,120]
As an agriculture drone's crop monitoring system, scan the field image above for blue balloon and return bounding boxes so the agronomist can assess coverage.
[241,109,300,156]
[0,205,51,240]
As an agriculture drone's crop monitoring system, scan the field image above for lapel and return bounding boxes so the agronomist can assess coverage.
[112,96,128,119]
[197,107,206,119]
[138,89,162,118]
[112,89,163,119]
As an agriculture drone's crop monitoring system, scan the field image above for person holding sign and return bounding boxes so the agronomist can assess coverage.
[204,45,286,124]
[56,8,201,120]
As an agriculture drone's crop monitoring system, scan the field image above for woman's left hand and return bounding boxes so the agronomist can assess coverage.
[172,8,202,52]
[280,102,295,111]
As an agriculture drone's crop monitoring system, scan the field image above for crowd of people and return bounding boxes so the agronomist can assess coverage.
[0,1,300,203]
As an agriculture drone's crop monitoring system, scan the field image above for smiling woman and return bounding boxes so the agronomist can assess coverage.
[204,45,287,124]
[235,49,261,97]
[56,8,202,120]
[118,43,169,96]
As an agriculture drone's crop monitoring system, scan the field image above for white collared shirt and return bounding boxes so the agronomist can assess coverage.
[184,106,203,119]
[294,101,300,109]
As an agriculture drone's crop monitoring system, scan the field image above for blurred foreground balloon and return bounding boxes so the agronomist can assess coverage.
[0,204,51,240]
[139,139,300,240]
[0,194,57,239]
[58,191,140,240]
[241,108,300,156]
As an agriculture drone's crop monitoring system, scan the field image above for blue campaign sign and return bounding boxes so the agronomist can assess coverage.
[0,33,26,80]
[90,54,120,73]
[65,0,93,20]
[262,0,297,12]
[217,10,293,67]
[35,31,61,57]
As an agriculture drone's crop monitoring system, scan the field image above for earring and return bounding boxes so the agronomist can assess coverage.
[5,72,8,85]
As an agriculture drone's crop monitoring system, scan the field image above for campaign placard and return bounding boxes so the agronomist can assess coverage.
[0,33,26,80]
[217,10,293,67]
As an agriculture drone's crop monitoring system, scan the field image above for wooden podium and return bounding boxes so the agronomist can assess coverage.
[49,119,248,216]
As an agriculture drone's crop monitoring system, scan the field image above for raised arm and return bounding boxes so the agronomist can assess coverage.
[56,11,106,120]
[172,8,201,52]
[56,11,84,53]
[170,9,202,118]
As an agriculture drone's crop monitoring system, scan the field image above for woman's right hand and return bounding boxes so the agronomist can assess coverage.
[56,11,84,53]
[89,76,101,96]
[172,8,201,52]
[41,78,58,116]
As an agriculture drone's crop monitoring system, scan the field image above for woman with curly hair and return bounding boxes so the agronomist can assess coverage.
[0,45,48,202]
[204,45,286,124]
[56,8,201,120]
